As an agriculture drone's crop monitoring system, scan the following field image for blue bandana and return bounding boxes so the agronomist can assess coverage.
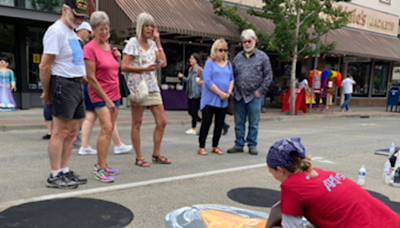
[266,138,306,168]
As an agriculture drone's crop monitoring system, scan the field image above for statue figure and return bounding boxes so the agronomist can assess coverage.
[0,54,16,111]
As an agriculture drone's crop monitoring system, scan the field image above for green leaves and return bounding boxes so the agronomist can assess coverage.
[210,0,352,60]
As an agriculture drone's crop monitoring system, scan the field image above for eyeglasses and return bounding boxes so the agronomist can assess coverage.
[242,40,253,44]
[218,49,228,53]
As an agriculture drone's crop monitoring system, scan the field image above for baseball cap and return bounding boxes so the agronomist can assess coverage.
[266,138,306,168]
[65,0,88,17]
[76,22,92,33]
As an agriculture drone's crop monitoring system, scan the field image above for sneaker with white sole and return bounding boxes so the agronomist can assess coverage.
[78,146,97,155]
[114,143,132,155]
[93,164,119,176]
[94,169,114,183]
[185,128,197,135]
[46,172,78,189]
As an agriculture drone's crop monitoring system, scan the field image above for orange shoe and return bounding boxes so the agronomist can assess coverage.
[197,148,208,155]
[212,147,224,155]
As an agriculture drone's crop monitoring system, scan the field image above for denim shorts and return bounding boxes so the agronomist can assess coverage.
[43,104,53,121]
[83,84,95,111]
[50,76,85,119]
[92,99,120,110]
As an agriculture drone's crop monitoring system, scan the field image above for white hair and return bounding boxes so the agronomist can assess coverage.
[241,29,257,41]
[136,12,155,41]
[90,11,109,29]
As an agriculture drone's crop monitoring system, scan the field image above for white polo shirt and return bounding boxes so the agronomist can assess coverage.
[42,20,86,78]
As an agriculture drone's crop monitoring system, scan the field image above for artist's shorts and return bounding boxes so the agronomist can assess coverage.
[50,76,85,119]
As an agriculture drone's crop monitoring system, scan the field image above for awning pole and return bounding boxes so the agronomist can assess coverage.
[309,33,320,113]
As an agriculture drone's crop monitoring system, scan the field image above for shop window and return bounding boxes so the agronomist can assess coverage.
[0,23,15,70]
[25,0,63,13]
[347,63,370,97]
[372,62,389,97]
[161,43,183,85]
[26,26,46,90]
[184,44,210,73]
[0,0,14,7]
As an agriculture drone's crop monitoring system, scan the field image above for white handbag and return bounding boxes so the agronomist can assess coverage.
[127,72,149,104]
[126,40,149,104]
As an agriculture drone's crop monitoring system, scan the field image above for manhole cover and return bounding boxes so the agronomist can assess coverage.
[0,198,133,228]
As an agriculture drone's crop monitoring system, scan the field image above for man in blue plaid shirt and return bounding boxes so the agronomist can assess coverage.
[227,29,273,155]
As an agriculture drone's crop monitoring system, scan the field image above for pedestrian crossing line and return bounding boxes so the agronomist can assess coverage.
[0,163,266,209]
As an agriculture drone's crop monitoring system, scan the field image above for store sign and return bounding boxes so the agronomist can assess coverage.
[343,57,371,63]
[333,2,399,36]
[392,67,400,80]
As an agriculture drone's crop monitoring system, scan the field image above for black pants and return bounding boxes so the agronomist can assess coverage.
[199,105,227,148]
[188,98,201,128]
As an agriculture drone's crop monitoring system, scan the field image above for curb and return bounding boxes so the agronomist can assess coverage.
[1,112,399,132]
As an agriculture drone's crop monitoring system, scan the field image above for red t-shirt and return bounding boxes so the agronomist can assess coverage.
[83,40,121,103]
[281,168,400,228]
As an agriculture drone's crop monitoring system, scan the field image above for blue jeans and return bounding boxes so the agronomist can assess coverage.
[234,97,262,149]
[340,93,351,111]
[261,94,266,108]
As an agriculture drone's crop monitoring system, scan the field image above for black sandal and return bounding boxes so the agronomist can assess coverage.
[152,155,171,164]
[135,158,150,167]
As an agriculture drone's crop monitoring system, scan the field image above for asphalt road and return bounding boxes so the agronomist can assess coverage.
[1,116,400,227]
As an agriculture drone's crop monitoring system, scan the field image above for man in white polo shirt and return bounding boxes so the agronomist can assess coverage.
[340,75,357,112]
[39,0,88,189]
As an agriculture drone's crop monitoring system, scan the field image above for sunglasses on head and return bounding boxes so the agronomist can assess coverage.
[218,49,228,53]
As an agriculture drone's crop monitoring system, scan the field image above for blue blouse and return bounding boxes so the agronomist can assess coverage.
[200,59,234,110]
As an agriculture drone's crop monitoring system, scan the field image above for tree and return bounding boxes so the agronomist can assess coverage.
[211,0,352,115]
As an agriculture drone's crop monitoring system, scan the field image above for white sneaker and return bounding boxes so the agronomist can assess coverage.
[114,143,132,155]
[78,146,97,155]
[185,128,197,135]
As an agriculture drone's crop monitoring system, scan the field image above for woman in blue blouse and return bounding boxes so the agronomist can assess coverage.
[198,39,234,155]
[178,53,203,135]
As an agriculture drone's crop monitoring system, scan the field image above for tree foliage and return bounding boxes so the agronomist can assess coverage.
[211,0,352,60]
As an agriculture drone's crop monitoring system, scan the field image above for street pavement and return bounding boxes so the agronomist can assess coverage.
[1,106,400,227]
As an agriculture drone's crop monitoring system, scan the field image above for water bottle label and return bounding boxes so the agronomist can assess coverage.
[358,172,366,176]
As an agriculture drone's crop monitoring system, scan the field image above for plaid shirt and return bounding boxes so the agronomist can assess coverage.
[232,49,273,103]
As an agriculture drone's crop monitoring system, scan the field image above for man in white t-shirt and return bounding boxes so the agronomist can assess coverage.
[340,75,356,112]
[39,0,88,189]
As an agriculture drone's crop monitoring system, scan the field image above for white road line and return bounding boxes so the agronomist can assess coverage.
[0,163,266,209]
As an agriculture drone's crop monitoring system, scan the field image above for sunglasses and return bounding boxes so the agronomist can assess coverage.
[218,49,228,53]
[242,40,253,44]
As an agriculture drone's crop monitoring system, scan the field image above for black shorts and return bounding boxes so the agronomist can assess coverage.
[50,76,85,119]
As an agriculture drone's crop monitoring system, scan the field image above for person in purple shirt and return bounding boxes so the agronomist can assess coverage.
[197,39,234,155]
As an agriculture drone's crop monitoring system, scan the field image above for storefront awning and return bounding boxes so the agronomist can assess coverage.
[102,0,241,41]
[101,0,400,62]
[324,28,400,62]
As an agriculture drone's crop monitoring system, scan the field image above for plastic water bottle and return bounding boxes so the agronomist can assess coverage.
[389,143,396,157]
[357,165,366,186]
[383,159,391,178]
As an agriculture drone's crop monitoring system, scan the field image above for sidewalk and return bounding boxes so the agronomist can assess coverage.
[0,105,399,132]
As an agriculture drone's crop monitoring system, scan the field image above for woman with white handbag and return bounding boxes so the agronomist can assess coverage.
[121,12,171,167]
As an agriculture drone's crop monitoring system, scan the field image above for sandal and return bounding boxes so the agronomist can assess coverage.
[135,158,150,167]
[212,147,224,155]
[152,155,171,164]
[197,148,208,155]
